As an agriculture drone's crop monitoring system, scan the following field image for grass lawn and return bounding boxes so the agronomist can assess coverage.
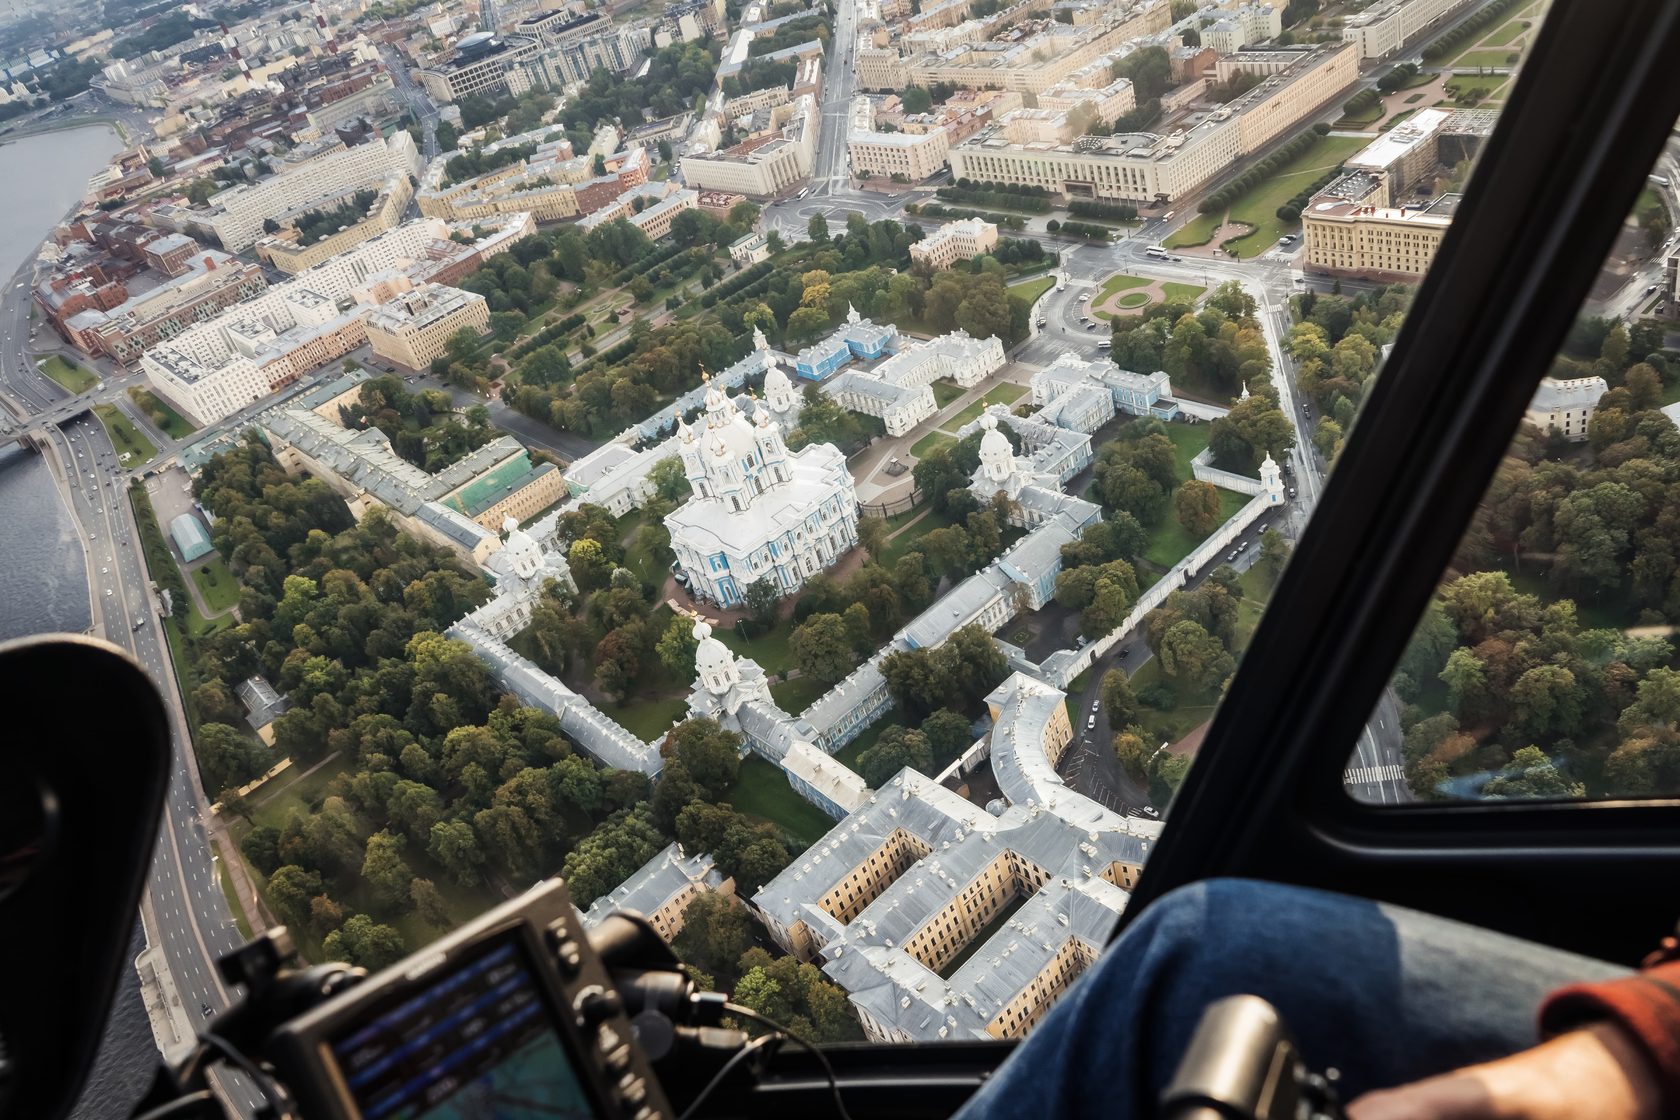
[724,756,836,848]
[946,383,1028,430]
[1404,92,1426,104]
[1334,103,1383,126]
[1662,372,1680,406]
[605,696,690,741]
[39,354,98,393]
[932,380,966,408]
[879,506,955,569]
[622,519,673,591]
[1443,75,1510,103]
[1096,273,1154,302]
[1484,15,1532,46]
[1162,281,1207,303]
[1143,488,1249,570]
[95,404,158,466]
[1167,213,1222,248]
[1219,134,1370,256]
[718,617,797,674]
[1116,291,1151,309]
[1161,421,1213,478]
[1451,51,1519,70]
[1008,275,1055,305]
[770,674,828,714]
[128,387,198,438]
[1127,657,1223,748]
[252,754,353,832]
[191,556,239,613]
[1502,565,1631,631]
[210,839,255,941]
[911,430,955,459]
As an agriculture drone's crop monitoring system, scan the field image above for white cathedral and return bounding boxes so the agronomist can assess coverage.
[666,355,860,608]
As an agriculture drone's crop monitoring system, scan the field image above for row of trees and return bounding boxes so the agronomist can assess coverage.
[1197,125,1332,215]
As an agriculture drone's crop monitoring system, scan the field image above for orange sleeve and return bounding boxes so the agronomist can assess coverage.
[1539,960,1680,1109]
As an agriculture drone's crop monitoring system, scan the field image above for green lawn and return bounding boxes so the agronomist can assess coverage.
[39,354,98,393]
[1161,421,1212,478]
[945,383,1028,430]
[191,556,240,613]
[1162,281,1207,303]
[718,617,797,674]
[1143,488,1250,570]
[1451,51,1519,70]
[1127,656,1223,748]
[1167,213,1222,249]
[1404,92,1426,104]
[770,673,828,714]
[724,756,836,849]
[1096,273,1154,302]
[128,387,198,439]
[1334,103,1384,126]
[95,404,158,465]
[911,430,955,459]
[1443,75,1510,103]
[879,506,956,569]
[1484,15,1532,46]
[1168,134,1368,256]
[1008,275,1055,305]
[1116,291,1151,309]
[605,696,690,741]
[252,754,352,832]
[932,380,966,408]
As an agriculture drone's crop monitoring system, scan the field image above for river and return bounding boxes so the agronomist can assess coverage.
[0,124,160,1120]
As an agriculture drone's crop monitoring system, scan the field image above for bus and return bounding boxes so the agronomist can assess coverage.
[1145,246,1168,259]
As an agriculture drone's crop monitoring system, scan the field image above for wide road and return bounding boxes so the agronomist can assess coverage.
[0,266,262,1116]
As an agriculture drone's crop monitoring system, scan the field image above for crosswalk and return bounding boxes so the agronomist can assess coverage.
[1028,337,1109,360]
[1344,763,1406,785]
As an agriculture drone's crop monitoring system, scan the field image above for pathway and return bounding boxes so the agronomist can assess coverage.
[1091,277,1171,319]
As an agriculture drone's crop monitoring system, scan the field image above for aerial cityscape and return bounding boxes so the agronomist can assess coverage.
[4,0,1679,1110]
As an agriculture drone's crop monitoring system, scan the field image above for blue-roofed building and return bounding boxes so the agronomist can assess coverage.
[839,306,898,360]
[169,513,213,562]
[795,333,851,381]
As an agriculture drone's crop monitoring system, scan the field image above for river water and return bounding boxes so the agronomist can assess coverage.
[0,124,160,1120]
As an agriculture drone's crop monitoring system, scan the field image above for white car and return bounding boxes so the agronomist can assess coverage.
[1090,700,1100,712]
[1085,715,1096,730]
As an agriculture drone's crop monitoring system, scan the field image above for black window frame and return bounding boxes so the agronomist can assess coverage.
[1120,0,1680,967]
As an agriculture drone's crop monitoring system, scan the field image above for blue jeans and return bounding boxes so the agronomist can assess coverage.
[954,878,1628,1120]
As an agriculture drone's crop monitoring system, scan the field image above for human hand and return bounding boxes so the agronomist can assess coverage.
[1345,1023,1660,1120]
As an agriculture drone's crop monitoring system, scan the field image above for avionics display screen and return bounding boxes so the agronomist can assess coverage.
[329,937,595,1120]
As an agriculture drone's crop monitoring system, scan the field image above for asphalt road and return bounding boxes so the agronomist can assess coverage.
[0,265,261,1115]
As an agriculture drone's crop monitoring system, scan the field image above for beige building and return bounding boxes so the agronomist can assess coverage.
[1302,188,1457,279]
[364,284,491,370]
[909,217,999,270]
[1341,0,1479,59]
[255,173,415,276]
[1344,107,1451,197]
[580,843,736,944]
[680,96,818,197]
[949,44,1357,204]
[849,127,952,182]
[1526,376,1608,442]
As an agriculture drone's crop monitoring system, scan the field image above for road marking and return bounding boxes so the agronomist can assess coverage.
[1343,763,1405,785]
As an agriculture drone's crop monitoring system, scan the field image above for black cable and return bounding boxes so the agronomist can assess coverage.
[673,1033,776,1120]
[724,1002,854,1120]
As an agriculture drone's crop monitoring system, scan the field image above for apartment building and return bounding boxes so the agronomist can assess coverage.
[45,252,269,365]
[143,215,533,424]
[577,181,699,240]
[255,172,415,276]
[1036,76,1137,125]
[580,843,735,943]
[949,44,1357,204]
[172,133,422,252]
[418,31,542,102]
[1341,0,1480,59]
[909,217,999,270]
[363,283,490,370]
[1201,2,1283,53]
[417,132,649,224]
[1525,376,1608,442]
[680,95,818,197]
[1301,190,1458,279]
[849,127,951,182]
